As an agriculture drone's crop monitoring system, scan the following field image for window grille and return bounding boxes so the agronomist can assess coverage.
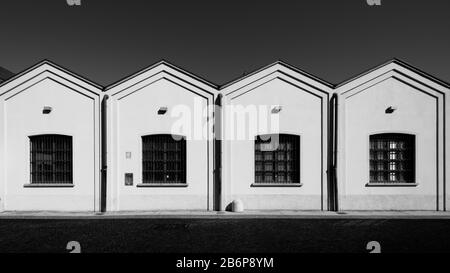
[255,134,300,184]
[29,134,73,184]
[369,133,415,183]
[142,134,186,184]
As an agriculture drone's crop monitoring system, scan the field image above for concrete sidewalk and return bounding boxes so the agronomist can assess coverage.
[1,210,450,219]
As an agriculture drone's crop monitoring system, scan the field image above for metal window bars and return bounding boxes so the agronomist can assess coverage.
[255,134,300,184]
[369,133,415,183]
[30,134,73,184]
[142,134,186,184]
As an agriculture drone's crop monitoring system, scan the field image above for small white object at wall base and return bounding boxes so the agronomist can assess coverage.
[231,199,244,212]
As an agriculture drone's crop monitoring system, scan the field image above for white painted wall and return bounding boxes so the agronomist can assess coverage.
[221,63,330,210]
[106,63,215,211]
[337,64,447,211]
[0,62,101,211]
[0,59,448,213]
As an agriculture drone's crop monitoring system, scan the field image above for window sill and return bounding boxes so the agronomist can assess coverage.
[251,183,303,187]
[136,183,188,188]
[23,184,74,188]
[365,182,418,187]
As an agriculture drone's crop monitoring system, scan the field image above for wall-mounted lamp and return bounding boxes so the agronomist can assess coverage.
[385,106,397,114]
[271,106,282,114]
[42,106,52,114]
[158,106,168,115]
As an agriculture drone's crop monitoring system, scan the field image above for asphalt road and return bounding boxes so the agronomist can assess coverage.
[0,218,449,253]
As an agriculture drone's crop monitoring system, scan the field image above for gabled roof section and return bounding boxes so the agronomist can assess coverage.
[220,60,334,100]
[220,60,334,90]
[105,59,219,92]
[0,59,104,92]
[0,58,447,94]
[336,58,450,90]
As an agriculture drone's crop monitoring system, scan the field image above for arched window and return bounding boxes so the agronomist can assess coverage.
[29,134,73,184]
[142,134,186,184]
[369,133,415,184]
[254,134,300,184]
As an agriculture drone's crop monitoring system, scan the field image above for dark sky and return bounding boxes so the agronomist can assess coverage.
[0,0,449,86]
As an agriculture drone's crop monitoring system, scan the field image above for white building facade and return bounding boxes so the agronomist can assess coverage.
[0,61,102,211]
[220,62,332,210]
[335,60,449,211]
[0,59,448,212]
[105,62,216,211]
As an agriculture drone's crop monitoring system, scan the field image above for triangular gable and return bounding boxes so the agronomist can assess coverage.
[105,60,218,98]
[220,60,333,99]
[0,60,103,99]
[336,59,450,97]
